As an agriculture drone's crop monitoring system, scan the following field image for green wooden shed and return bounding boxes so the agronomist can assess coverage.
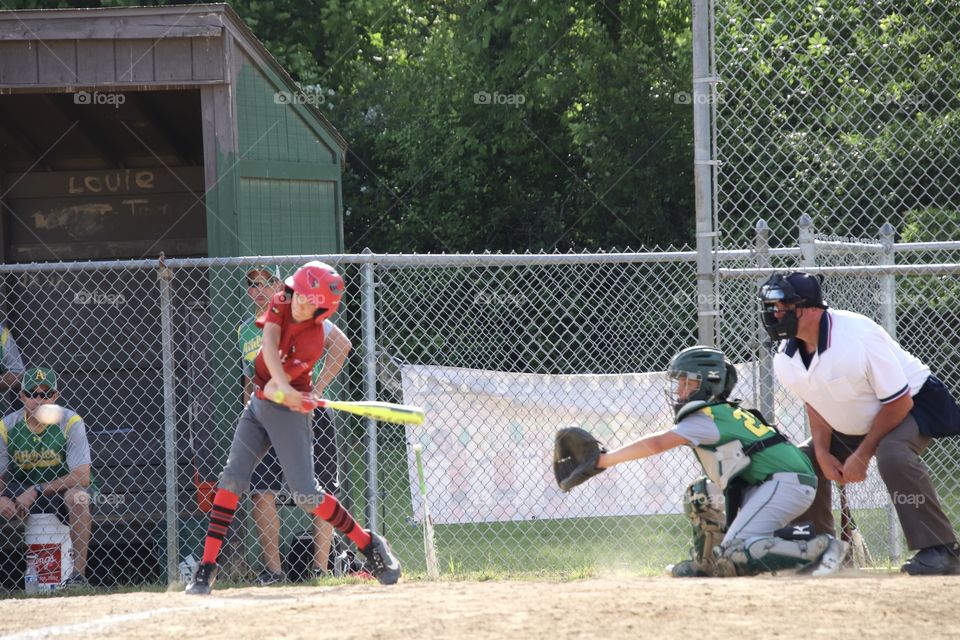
[0,3,347,261]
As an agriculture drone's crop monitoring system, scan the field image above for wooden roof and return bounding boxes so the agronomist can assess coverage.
[0,3,347,153]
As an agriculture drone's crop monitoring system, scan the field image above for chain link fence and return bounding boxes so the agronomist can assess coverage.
[712,0,960,247]
[709,0,960,570]
[0,252,704,596]
[1,244,959,596]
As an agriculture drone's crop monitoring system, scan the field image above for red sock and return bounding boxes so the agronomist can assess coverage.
[201,488,239,564]
[313,493,371,550]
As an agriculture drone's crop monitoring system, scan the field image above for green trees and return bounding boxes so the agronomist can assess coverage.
[232,0,696,252]
[716,1,960,244]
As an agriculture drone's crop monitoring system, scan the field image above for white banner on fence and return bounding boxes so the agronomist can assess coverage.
[401,364,698,525]
[402,363,890,525]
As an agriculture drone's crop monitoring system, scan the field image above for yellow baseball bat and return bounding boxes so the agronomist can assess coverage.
[266,380,425,425]
[318,399,425,425]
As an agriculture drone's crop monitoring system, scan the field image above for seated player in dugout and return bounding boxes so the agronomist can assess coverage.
[186,261,401,594]
[0,367,93,588]
[759,271,960,575]
[554,346,848,577]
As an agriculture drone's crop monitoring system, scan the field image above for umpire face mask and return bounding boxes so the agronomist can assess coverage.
[758,274,802,341]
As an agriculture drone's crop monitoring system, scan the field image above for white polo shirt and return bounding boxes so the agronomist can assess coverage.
[773,309,929,436]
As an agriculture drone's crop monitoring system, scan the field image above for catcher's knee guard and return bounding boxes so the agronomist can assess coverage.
[718,533,835,575]
[673,477,727,577]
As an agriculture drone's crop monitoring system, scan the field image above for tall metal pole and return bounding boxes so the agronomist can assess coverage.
[797,215,815,440]
[693,0,717,345]
[879,221,901,564]
[158,260,179,585]
[798,214,815,269]
[361,250,379,533]
[755,220,775,421]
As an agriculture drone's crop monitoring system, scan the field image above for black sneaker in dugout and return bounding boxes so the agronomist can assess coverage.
[61,571,90,589]
[255,570,286,586]
[361,532,402,585]
[901,543,960,576]
[185,562,219,595]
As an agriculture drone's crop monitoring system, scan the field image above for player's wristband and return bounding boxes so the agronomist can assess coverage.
[33,484,44,498]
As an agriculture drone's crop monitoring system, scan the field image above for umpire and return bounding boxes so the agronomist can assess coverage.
[759,272,960,575]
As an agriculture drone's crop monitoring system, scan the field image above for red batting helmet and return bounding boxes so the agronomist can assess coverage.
[285,261,344,322]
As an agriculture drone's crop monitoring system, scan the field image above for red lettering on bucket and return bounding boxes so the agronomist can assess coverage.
[27,544,63,585]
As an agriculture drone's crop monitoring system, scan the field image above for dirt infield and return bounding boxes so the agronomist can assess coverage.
[0,572,956,640]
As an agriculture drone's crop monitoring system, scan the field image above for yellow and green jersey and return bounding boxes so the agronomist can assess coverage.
[0,408,90,486]
[673,403,813,485]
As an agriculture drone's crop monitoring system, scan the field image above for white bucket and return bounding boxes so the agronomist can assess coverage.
[24,513,74,592]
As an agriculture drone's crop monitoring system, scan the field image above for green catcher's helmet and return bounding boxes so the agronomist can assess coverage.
[667,346,737,418]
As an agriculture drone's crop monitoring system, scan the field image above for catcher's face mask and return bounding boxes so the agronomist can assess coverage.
[666,371,702,410]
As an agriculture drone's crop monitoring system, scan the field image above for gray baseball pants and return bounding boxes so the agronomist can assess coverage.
[218,396,324,512]
[723,473,817,544]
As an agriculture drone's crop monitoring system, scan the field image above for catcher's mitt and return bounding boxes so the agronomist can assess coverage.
[553,427,607,492]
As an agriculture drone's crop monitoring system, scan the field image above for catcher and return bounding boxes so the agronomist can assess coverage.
[553,345,848,577]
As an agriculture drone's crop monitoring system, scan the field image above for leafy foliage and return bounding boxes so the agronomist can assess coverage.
[716,0,960,244]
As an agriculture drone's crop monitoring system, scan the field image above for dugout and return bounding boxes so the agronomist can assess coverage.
[0,4,347,588]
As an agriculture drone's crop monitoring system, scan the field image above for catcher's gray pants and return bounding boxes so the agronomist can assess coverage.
[795,414,956,550]
[218,396,324,512]
[723,473,817,545]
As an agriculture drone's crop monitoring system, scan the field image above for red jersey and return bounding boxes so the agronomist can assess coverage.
[252,292,327,392]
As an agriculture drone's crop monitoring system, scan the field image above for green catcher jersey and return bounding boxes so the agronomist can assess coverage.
[673,403,813,485]
[0,408,91,486]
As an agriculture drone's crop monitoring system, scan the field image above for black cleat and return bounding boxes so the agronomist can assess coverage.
[254,570,286,586]
[361,532,402,585]
[185,562,219,595]
[901,544,960,576]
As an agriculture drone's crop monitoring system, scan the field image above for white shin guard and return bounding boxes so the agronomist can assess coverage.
[719,533,835,574]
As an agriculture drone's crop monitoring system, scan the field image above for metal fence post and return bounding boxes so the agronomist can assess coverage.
[798,214,815,269]
[879,221,902,564]
[693,0,717,346]
[754,219,775,421]
[158,259,179,585]
[361,249,379,533]
[797,215,815,440]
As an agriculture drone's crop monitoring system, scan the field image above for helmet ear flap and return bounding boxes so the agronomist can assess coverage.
[722,361,738,398]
